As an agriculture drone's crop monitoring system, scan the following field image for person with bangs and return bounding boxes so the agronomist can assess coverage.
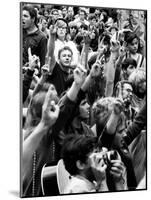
[124,32,146,70]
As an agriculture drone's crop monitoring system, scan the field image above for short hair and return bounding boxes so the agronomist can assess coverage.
[51,8,59,15]
[58,46,73,59]
[88,13,97,21]
[121,58,137,71]
[79,22,88,30]
[79,8,87,16]
[23,5,38,26]
[61,134,97,175]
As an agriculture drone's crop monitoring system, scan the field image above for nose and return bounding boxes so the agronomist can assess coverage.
[86,102,90,109]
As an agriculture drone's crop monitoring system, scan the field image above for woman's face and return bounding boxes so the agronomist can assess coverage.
[79,99,90,119]
[127,38,139,54]
[56,20,67,38]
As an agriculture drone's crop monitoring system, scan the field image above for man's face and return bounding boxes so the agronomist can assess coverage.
[122,83,133,102]
[22,10,33,29]
[62,8,67,17]
[52,11,59,21]
[59,50,72,67]
[79,11,85,21]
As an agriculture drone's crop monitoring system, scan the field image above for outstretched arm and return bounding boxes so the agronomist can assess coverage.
[46,25,57,73]
[23,86,60,173]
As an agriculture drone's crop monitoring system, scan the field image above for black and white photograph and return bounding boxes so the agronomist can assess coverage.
[20,1,147,198]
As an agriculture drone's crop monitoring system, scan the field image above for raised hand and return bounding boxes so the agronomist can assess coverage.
[41,85,59,127]
[112,98,124,115]
[89,151,107,182]
[49,24,57,36]
[83,31,91,45]
[109,155,127,184]
[90,56,104,78]
[28,47,40,71]
[73,64,87,86]
[41,57,51,75]
[110,32,120,53]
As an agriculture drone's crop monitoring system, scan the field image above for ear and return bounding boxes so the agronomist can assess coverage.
[76,160,86,170]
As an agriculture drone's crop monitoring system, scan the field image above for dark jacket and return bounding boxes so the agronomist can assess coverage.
[23,29,47,68]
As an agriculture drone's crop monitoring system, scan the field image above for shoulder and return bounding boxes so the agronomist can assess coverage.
[64,176,95,194]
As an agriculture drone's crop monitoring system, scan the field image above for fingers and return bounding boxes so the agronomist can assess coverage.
[28,47,32,59]
[41,64,49,74]
[100,36,105,46]
[43,85,55,111]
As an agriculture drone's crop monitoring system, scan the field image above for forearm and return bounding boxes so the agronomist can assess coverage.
[81,74,93,92]
[124,101,146,146]
[106,112,120,135]
[67,81,82,102]
[47,34,55,59]
[32,74,48,98]
[80,43,89,69]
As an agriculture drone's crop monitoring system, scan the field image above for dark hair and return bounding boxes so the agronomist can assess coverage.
[58,46,73,59]
[79,8,87,17]
[121,58,137,70]
[61,134,97,175]
[80,22,88,30]
[23,5,38,26]
[88,13,97,21]
[124,31,139,44]
[113,80,133,97]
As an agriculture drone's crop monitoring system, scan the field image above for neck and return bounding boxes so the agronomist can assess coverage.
[59,62,70,73]
[58,36,66,41]
[26,25,38,34]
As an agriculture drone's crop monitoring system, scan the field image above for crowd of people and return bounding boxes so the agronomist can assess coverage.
[21,3,147,198]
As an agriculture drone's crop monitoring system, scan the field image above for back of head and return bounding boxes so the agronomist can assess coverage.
[128,68,146,95]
